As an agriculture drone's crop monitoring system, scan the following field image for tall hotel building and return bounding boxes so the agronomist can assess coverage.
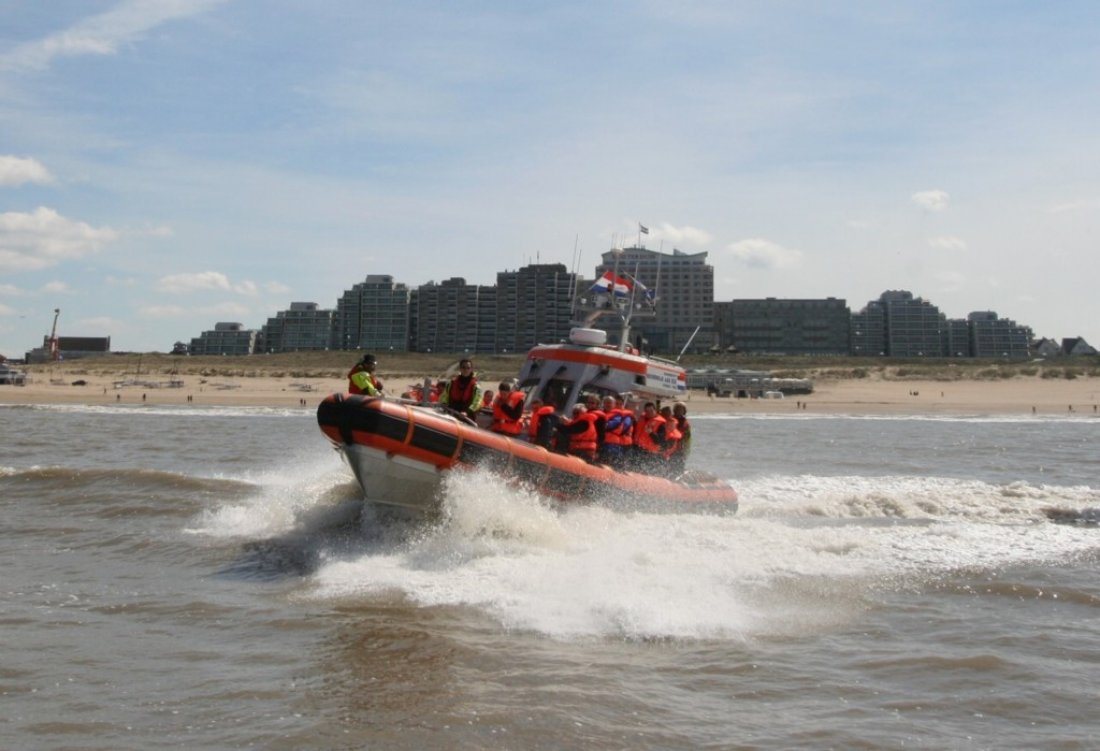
[594,247,714,354]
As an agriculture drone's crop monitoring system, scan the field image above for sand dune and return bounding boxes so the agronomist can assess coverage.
[3,365,1098,416]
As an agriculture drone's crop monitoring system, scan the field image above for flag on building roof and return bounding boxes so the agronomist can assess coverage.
[639,223,649,234]
[590,271,633,298]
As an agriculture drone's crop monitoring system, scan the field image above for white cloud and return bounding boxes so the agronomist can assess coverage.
[935,270,966,292]
[0,207,117,272]
[0,0,228,72]
[1047,197,1100,214]
[264,281,291,294]
[155,271,270,297]
[0,283,24,296]
[912,190,950,211]
[0,302,15,316]
[233,280,259,297]
[0,155,53,186]
[200,302,251,317]
[138,304,188,318]
[41,281,69,293]
[157,271,232,294]
[929,235,967,251]
[651,222,713,247]
[725,238,803,269]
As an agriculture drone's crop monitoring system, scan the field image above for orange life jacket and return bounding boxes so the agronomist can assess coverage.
[443,375,477,411]
[567,412,599,458]
[634,414,666,454]
[490,391,525,435]
[527,405,556,446]
[661,421,683,459]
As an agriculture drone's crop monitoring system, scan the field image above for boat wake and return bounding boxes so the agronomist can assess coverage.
[197,463,1100,641]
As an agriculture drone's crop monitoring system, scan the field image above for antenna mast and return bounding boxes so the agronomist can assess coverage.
[48,308,60,361]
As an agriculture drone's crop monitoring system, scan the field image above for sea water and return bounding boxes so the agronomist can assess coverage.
[1,401,1098,749]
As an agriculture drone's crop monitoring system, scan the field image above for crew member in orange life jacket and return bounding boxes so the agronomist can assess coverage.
[669,401,692,474]
[658,404,684,475]
[632,401,667,472]
[526,397,558,448]
[599,394,631,468]
[558,403,600,462]
[347,353,384,396]
[439,359,483,421]
[489,381,525,435]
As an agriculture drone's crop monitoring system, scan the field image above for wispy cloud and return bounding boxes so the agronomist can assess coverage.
[139,304,188,318]
[0,0,227,73]
[156,271,260,296]
[1047,197,1100,214]
[0,207,117,272]
[929,235,967,251]
[650,222,713,247]
[725,238,803,270]
[0,155,53,186]
[912,189,950,212]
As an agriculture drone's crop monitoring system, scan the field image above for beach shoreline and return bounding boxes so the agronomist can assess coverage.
[3,368,1098,417]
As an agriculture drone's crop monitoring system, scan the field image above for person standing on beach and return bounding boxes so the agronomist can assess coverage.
[347,353,384,396]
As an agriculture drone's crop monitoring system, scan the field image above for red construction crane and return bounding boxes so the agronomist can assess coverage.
[48,308,60,361]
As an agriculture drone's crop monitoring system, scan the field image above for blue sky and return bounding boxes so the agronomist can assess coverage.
[2,1,1099,357]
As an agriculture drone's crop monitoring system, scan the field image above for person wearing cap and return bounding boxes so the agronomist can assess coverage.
[347,353,384,396]
[489,380,525,436]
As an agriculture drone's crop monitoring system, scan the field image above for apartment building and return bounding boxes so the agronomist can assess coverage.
[713,298,851,355]
[335,275,410,352]
[189,322,258,356]
[495,263,577,352]
[594,247,714,354]
[968,311,1031,359]
[411,277,495,353]
[260,302,335,352]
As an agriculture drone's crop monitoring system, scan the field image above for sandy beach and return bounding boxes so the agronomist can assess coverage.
[3,365,1098,416]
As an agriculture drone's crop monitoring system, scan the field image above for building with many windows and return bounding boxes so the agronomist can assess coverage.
[593,247,714,354]
[260,302,335,352]
[410,277,495,354]
[184,258,1052,360]
[879,290,946,357]
[968,311,1031,359]
[495,264,577,353]
[713,298,851,355]
[334,275,411,352]
[189,323,258,355]
[849,292,1034,358]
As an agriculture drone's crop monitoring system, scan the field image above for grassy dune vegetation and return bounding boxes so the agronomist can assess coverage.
[20,351,1100,385]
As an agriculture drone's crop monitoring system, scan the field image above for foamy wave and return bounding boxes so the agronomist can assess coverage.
[187,452,360,538]
[304,470,1100,641]
[739,474,1100,522]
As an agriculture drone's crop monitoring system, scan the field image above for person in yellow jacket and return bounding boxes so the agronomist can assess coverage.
[439,358,484,423]
[347,353,384,396]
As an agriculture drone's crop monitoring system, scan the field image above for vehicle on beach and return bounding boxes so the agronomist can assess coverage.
[316,267,738,515]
